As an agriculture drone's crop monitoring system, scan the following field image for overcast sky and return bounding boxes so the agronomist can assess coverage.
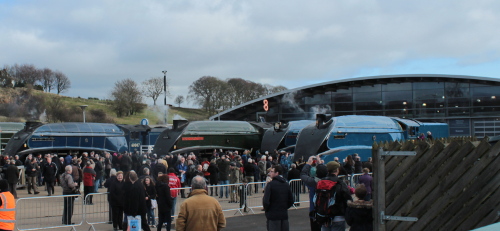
[2,0,500,107]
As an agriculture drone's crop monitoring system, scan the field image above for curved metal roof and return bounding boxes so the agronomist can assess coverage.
[34,123,123,136]
[209,74,500,121]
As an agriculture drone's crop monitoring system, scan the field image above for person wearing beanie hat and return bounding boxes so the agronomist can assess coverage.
[0,179,15,231]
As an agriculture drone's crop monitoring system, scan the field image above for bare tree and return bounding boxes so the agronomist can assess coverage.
[264,84,288,95]
[45,95,68,122]
[41,68,55,92]
[188,76,228,115]
[142,77,168,105]
[16,64,41,86]
[111,78,145,117]
[54,71,71,94]
[0,68,13,88]
[174,95,185,107]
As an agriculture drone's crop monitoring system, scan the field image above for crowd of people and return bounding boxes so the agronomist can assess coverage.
[4,148,374,231]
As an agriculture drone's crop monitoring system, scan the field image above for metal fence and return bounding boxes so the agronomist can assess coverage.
[14,179,314,230]
[84,193,111,231]
[15,194,84,231]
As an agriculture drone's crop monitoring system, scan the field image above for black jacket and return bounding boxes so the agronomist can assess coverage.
[6,165,19,184]
[144,183,157,208]
[42,162,58,182]
[207,163,218,183]
[243,162,255,177]
[345,200,373,231]
[123,181,147,216]
[94,160,103,179]
[155,182,173,213]
[288,168,301,181]
[106,176,124,207]
[263,175,294,220]
[323,174,353,217]
[217,160,230,181]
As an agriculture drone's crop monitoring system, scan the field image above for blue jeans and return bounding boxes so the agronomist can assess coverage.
[219,180,229,198]
[147,207,155,225]
[171,197,177,219]
[321,221,346,231]
[93,179,101,193]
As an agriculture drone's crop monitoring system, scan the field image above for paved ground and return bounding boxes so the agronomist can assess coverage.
[14,184,312,230]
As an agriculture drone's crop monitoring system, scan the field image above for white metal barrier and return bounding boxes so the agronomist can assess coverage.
[84,192,111,231]
[288,179,309,209]
[15,194,84,231]
[15,179,319,230]
[243,182,266,214]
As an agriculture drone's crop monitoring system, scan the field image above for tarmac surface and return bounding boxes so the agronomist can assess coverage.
[13,183,313,231]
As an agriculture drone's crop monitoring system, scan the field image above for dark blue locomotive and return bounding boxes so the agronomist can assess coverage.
[3,121,167,158]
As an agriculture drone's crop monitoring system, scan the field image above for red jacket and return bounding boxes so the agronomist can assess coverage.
[83,166,96,187]
[168,173,181,198]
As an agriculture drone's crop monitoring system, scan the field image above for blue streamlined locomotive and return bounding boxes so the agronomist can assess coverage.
[291,115,449,163]
[4,122,167,159]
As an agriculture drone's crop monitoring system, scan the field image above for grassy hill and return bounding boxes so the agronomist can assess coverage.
[61,97,211,124]
[0,88,211,124]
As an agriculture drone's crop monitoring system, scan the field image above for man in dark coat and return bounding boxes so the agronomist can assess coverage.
[120,152,132,173]
[217,155,230,198]
[123,171,150,231]
[263,165,294,231]
[6,160,19,199]
[42,156,58,196]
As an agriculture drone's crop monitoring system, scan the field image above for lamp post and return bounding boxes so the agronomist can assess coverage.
[162,70,168,124]
[80,105,88,123]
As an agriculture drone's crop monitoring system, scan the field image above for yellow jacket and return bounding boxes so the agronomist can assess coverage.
[176,189,226,231]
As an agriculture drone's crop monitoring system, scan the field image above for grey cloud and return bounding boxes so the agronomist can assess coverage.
[1,0,500,105]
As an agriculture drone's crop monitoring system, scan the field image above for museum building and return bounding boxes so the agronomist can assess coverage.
[209,74,500,138]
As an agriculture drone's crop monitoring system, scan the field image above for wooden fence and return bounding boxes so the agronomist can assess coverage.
[373,138,500,231]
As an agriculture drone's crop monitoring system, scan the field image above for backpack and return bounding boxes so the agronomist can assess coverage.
[312,178,341,225]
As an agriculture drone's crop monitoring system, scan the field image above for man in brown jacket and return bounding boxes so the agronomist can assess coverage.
[176,176,226,231]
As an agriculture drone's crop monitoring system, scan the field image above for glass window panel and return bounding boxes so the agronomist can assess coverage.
[354,92,382,102]
[445,82,469,88]
[334,102,353,111]
[447,108,470,117]
[385,110,414,118]
[471,86,500,97]
[305,92,331,104]
[472,107,500,116]
[333,111,353,116]
[470,83,491,87]
[382,83,412,91]
[353,84,381,93]
[383,91,413,110]
[445,87,470,98]
[447,98,470,107]
[414,100,445,109]
[281,103,305,113]
[355,111,383,116]
[414,89,445,101]
[414,108,445,117]
[281,113,308,120]
[472,86,500,107]
[355,101,382,111]
[413,82,444,90]
[332,93,352,102]
[305,105,332,114]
